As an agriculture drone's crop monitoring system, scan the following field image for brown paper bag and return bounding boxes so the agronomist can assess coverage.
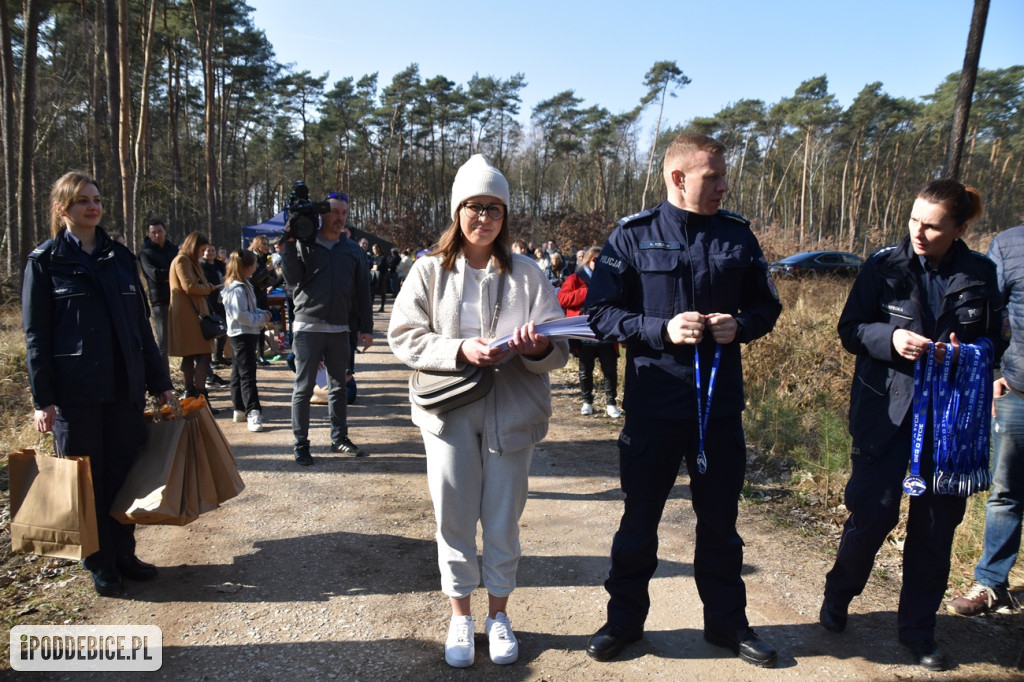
[185,413,220,514]
[187,396,245,504]
[9,449,100,560]
[111,416,197,526]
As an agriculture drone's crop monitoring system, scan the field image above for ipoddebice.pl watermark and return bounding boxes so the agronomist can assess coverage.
[10,625,161,671]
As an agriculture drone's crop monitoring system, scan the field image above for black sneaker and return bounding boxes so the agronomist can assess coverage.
[294,444,314,466]
[331,436,367,457]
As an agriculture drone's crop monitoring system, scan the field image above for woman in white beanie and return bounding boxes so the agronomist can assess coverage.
[389,154,568,668]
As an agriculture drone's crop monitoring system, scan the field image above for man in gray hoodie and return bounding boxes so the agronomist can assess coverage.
[281,193,373,465]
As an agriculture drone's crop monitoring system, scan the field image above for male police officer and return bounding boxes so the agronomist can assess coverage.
[282,193,373,465]
[584,134,782,667]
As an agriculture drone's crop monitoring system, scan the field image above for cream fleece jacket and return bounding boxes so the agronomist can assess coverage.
[388,252,569,454]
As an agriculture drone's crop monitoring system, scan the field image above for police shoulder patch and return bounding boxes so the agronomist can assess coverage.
[617,207,657,229]
[28,240,54,260]
[719,209,750,226]
[870,243,899,258]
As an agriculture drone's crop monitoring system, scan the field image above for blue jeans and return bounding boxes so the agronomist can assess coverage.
[975,389,1024,591]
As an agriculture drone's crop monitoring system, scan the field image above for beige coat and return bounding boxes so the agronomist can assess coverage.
[388,253,569,454]
[168,253,214,357]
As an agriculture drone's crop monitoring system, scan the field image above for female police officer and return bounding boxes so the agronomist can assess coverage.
[23,171,174,596]
[819,179,1006,671]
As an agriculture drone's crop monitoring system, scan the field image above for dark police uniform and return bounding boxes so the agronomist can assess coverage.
[825,236,1005,643]
[584,200,782,636]
[23,227,171,573]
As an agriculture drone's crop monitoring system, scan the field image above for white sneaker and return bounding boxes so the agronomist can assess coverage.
[606,404,623,418]
[445,615,474,668]
[581,402,594,415]
[485,611,518,665]
[232,410,246,423]
[246,410,264,432]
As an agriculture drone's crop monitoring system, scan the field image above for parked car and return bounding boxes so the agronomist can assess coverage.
[769,251,864,277]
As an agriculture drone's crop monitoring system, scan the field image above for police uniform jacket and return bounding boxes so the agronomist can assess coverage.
[839,236,1006,458]
[22,227,172,410]
[585,201,782,419]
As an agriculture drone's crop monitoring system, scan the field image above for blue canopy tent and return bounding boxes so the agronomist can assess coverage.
[240,211,287,247]
[240,211,394,253]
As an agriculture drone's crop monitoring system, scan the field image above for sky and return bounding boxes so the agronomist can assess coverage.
[247,0,1023,138]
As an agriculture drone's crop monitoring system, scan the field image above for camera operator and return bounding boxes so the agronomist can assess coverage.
[282,191,373,466]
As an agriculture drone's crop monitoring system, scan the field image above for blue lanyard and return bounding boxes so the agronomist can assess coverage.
[904,343,935,496]
[907,338,994,498]
[694,343,722,475]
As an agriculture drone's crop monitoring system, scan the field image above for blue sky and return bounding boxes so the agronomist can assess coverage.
[248,0,1022,137]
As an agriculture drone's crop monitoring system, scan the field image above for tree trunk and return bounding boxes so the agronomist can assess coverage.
[944,0,989,180]
[17,0,43,278]
[0,0,17,274]
[117,0,133,242]
[103,0,122,230]
[798,126,811,248]
[640,85,667,211]
[132,0,158,247]
[191,0,218,236]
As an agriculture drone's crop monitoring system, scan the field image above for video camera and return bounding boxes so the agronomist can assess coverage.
[284,181,331,243]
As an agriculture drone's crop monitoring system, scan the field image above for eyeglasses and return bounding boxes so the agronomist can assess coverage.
[461,202,505,220]
[325,192,349,201]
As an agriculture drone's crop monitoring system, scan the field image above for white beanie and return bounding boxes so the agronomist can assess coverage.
[450,154,510,219]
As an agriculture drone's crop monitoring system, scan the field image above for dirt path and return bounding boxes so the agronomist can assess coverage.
[57,308,1024,680]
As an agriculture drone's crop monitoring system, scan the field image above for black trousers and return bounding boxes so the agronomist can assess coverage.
[53,398,147,573]
[824,418,966,642]
[605,413,748,634]
[151,303,169,374]
[576,341,618,404]
[229,333,261,413]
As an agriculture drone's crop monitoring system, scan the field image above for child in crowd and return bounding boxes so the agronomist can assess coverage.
[222,249,271,432]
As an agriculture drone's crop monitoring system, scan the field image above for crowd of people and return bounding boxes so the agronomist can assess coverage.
[20,133,1022,673]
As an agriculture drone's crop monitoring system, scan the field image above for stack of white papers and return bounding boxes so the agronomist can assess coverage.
[489,314,597,350]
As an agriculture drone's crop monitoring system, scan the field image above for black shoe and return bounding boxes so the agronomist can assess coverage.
[182,385,201,400]
[206,373,227,387]
[819,600,848,633]
[704,627,778,668]
[899,638,946,671]
[377,307,385,313]
[294,444,314,466]
[90,568,124,597]
[331,436,366,457]
[117,555,159,581]
[586,622,642,661]
[201,394,220,415]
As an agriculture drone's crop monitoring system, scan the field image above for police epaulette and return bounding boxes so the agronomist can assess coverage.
[617,207,657,228]
[870,243,899,258]
[28,240,54,260]
[719,209,750,226]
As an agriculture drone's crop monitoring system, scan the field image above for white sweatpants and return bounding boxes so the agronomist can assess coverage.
[420,398,534,599]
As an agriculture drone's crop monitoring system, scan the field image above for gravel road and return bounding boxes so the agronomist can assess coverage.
[32,309,1022,680]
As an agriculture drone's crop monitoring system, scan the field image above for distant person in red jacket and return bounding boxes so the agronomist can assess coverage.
[557,245,622,418]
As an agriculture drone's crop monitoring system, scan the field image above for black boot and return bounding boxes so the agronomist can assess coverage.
[201,390,220,415]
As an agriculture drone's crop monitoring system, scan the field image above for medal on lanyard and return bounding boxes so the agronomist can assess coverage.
[694,343,722,475]
[931,344,956,495]
[904,342,935,496]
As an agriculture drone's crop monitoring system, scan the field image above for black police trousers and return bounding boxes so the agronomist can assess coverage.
[53,398,147,573]
[824,418,967,642]
[605,413,749,635]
